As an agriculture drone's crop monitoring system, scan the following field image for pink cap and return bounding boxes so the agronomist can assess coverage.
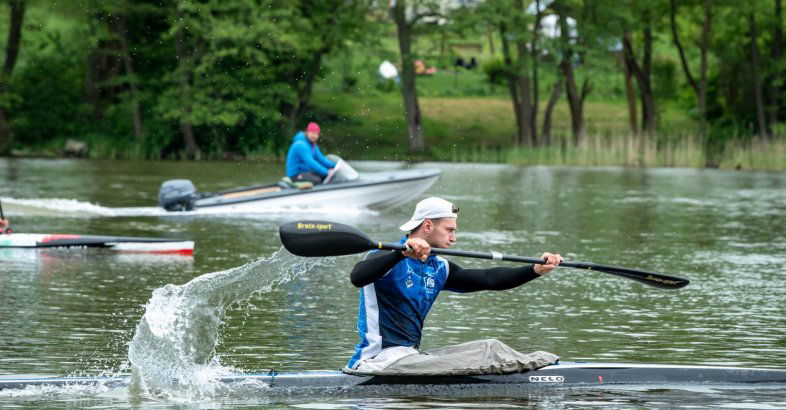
[306,122,320,133]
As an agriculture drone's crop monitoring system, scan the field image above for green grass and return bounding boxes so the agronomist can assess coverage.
[511,136,786,171]
[308,90,785,171]
[310,91,694,152]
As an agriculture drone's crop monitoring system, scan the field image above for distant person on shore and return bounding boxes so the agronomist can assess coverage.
[414,60,436,75]
[379,60,399,82]
[285,122,336,185]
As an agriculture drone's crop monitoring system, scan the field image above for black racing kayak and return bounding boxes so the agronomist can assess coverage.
[2,362,785,391]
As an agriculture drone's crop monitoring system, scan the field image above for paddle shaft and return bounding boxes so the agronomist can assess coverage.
[377,242,688,290]
[379,242,546,263]
[277,221,690,290]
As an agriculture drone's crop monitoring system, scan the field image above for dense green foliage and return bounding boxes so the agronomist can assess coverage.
[0,0,783,166]
[1,0,372,158]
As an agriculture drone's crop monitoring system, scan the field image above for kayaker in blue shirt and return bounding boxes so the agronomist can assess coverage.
[345,197,563,374]
[285,122,335,185]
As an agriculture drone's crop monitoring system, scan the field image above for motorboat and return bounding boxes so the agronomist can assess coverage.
[157,158,441,212]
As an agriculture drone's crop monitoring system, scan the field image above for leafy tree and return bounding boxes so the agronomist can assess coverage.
[670,0,713,140]
[84,0,146,141]
[0,0,26,155]
[458,0,546,146]
[618,0,665,135]
[552,0,589,145]
[766,0,783,128]
[390,0,444,151]
[156,0,371,158]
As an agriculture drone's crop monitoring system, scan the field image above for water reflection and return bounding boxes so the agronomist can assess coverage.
[0,159,784,407]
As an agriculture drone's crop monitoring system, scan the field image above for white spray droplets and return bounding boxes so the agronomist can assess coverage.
[127,248,329,401]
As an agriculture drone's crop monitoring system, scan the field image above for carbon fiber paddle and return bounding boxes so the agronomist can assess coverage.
[279,220,689,290]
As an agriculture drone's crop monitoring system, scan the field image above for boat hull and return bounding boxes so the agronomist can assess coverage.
[2,362,784,391]
[0,234,194,255]
[181,168,442,212]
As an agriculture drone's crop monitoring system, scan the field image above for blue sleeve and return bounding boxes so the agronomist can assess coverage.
[294,142,330,176]
[314,145,336,169]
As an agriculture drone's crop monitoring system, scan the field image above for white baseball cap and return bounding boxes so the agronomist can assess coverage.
[399,197,458,231]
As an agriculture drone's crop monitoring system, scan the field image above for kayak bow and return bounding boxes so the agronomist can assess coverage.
[0,233,194,255]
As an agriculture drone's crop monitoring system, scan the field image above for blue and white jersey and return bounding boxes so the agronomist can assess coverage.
[347,237,450,369]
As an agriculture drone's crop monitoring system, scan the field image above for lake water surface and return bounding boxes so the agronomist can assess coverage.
[1,158,785,408]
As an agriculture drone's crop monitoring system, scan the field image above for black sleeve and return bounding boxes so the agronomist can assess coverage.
[349,250,405,288]
[444,261,540,292]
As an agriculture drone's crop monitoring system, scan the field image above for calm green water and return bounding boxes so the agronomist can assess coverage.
[1,158,785,408]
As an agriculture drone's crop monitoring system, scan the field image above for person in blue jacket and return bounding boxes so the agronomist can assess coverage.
[285,122,335,185]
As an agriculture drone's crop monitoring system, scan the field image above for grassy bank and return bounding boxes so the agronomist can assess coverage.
[436,136,786,171]
[7,83,785,171]
[309,91,785,171]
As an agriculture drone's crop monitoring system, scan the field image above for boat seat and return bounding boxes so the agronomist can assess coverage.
[280,177,314,190]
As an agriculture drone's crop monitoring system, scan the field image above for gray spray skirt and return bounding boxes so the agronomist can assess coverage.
[343,339,559,376]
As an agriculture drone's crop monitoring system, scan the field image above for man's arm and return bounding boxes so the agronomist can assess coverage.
[314,145,336,169]
[295,142,330,176]
[444,261,540,292]
[349,250,405,287]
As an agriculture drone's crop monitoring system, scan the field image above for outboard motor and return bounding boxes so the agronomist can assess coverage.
[158,179,197,211]
[326,155,360,183]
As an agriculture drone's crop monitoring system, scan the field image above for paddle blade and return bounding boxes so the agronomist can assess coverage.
[279,221,376,257]
[589,265,689,290]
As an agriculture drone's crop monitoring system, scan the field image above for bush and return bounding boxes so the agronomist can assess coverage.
[482,57,508,86]
[652,57,678,101]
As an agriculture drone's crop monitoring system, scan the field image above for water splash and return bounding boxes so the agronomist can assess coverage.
[0,196,377,218]
[127,248,329,401]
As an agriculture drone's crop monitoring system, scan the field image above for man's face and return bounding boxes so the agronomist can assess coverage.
[306,131,320,143]
[424,218,456,248]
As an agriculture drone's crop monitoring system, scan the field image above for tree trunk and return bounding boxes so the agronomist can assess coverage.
[391,1,425,151]
[281,50,325,139]
[500,25,525,145]
[516,41,534,145]
[487,31,495,57]
[561,59,585,145]
[640,20,655,134]
[84,36,100,118]
[749,11,768,139]
[698,0,712,140]
[622,31,655,135]
[670,0,712,140]
[768,0,782,127]
[558,13,585,145]
[111,14,144,141]
[541,80,562,145]
[621,37,638,135]
[174,0,199,159]
[0,0,26,155]
[530,0,543,146]
[85,7,123,121]
[439,32,445,59]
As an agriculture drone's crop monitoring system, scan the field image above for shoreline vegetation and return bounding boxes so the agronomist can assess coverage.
[6,95,783,172]
[8,133,784,173]
[1,1,784,172]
